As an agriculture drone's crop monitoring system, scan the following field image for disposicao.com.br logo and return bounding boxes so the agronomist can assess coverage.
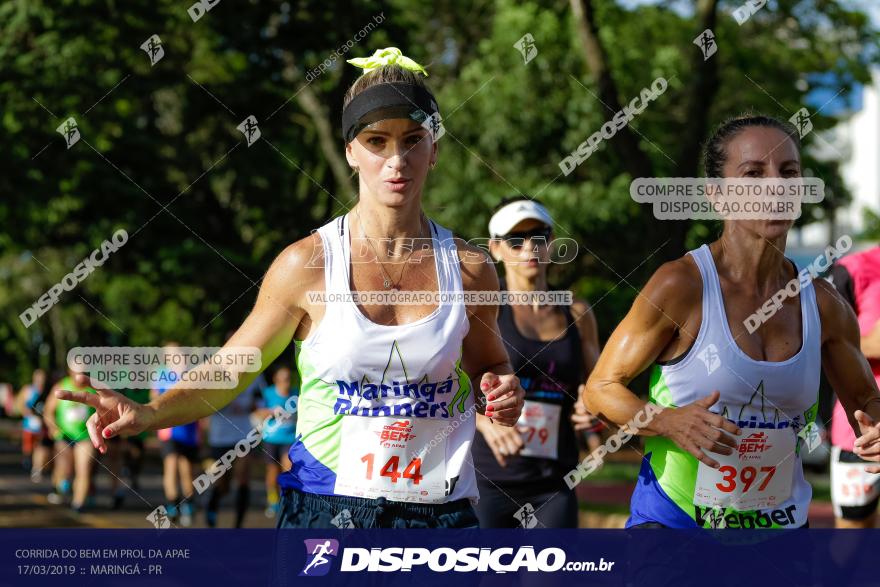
[299,540,615,575]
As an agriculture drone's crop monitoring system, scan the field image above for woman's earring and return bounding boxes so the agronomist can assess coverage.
[430,161,436,170]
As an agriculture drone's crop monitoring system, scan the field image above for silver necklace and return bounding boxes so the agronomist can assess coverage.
[355,209,425,290]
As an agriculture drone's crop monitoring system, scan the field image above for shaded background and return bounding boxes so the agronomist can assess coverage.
[2,0,879,386]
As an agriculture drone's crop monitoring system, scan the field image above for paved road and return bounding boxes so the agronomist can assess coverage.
[0,419,276,529]
[0,418,842,528]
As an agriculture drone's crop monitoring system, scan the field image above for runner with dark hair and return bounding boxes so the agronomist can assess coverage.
[472,196,600,528]
[828,245,880,527]
[585,114,880,529]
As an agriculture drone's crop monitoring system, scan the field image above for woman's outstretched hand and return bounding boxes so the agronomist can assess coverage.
[55,382,157,454]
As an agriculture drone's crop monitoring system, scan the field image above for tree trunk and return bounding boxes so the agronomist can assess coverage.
[569,0,654,180]
[279,52,355,204]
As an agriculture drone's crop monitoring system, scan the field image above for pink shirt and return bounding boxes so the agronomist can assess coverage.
[831,246,880,451]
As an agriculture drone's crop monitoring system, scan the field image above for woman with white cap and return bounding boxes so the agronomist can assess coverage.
[471,196,601,528]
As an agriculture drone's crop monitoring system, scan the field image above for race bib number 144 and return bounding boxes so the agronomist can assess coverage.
[334,417,448,503]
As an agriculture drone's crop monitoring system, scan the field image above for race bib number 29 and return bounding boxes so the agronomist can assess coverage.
[334,417,447,503]
[517,400,561,460]
[694,429,796,511]
[831,447,880,508]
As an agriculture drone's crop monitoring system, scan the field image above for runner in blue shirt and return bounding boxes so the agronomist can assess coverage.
[151,343,201,526]
[256,366,298,518]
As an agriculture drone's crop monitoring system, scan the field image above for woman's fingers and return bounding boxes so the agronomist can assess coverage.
[700,423,738,451]
[505,429,524,453]
[488,438,507,467]
[707,441,734,456]
[485,380,516,403]
[854,410,880,447]
[480,372,501,394]
[686,440,721,469]
[486,407,521,422]
[482,373,524,427]
[854,442,880,460]
[54,389,101,408]
[853,409,880,460]
[693,390,721,409]
[102,411,134,439]
[483,374,521,400]
[485,392,521,413]
[854,424,880,449]
[855,409,876,431]
[690,427,731,456]
[86,413,106,454]
[704,411,741,436]
[485,401,522,425]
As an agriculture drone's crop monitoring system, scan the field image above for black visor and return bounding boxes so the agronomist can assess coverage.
[342,82,440,143]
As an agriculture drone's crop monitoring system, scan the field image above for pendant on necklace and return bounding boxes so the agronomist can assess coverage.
[383,277,392,289]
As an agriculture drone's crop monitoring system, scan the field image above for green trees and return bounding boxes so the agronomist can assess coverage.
[1,0,876,384]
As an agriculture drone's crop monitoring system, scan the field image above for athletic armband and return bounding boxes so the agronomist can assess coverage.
[860,396,880,412]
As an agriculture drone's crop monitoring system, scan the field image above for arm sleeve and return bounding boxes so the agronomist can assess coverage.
[829,263,856,311]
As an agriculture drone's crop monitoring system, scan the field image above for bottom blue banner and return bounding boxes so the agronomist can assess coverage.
[3,529,879,586]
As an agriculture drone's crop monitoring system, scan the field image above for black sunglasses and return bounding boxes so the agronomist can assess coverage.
[500,226,552,249]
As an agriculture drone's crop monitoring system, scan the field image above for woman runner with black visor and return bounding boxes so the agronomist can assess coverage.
[55,47,525,529]
[471,197,601,528]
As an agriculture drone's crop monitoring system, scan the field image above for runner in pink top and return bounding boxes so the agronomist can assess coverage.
[829,245,880,527]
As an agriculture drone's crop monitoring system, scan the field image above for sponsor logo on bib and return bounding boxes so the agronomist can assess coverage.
[694,504,799,528]
[738,432,772,458]
[375,420,417,448]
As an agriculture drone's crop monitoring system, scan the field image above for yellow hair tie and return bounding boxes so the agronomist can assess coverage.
[347,47,428,77]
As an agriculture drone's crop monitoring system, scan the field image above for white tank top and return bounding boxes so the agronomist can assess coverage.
[629,244,821,528]
[278,213,478,504]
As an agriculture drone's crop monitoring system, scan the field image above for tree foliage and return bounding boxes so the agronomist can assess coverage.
[1,0,876,385]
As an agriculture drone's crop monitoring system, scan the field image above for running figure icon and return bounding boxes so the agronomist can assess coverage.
[300,540,338,576]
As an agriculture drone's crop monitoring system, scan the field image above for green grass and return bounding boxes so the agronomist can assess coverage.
[585,461,641,482]
[806,472,832,502]
[579,501,631,515]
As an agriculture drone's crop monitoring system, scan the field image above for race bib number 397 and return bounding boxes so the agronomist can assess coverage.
[694,428,796,511]
[334,416,447,503]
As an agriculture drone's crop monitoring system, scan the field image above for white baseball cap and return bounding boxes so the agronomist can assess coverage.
[488,200,553,237]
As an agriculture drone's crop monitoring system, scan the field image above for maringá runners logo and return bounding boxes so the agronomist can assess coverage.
[327,340,471,418]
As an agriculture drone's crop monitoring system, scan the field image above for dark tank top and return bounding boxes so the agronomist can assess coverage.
[471,284,585,487]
